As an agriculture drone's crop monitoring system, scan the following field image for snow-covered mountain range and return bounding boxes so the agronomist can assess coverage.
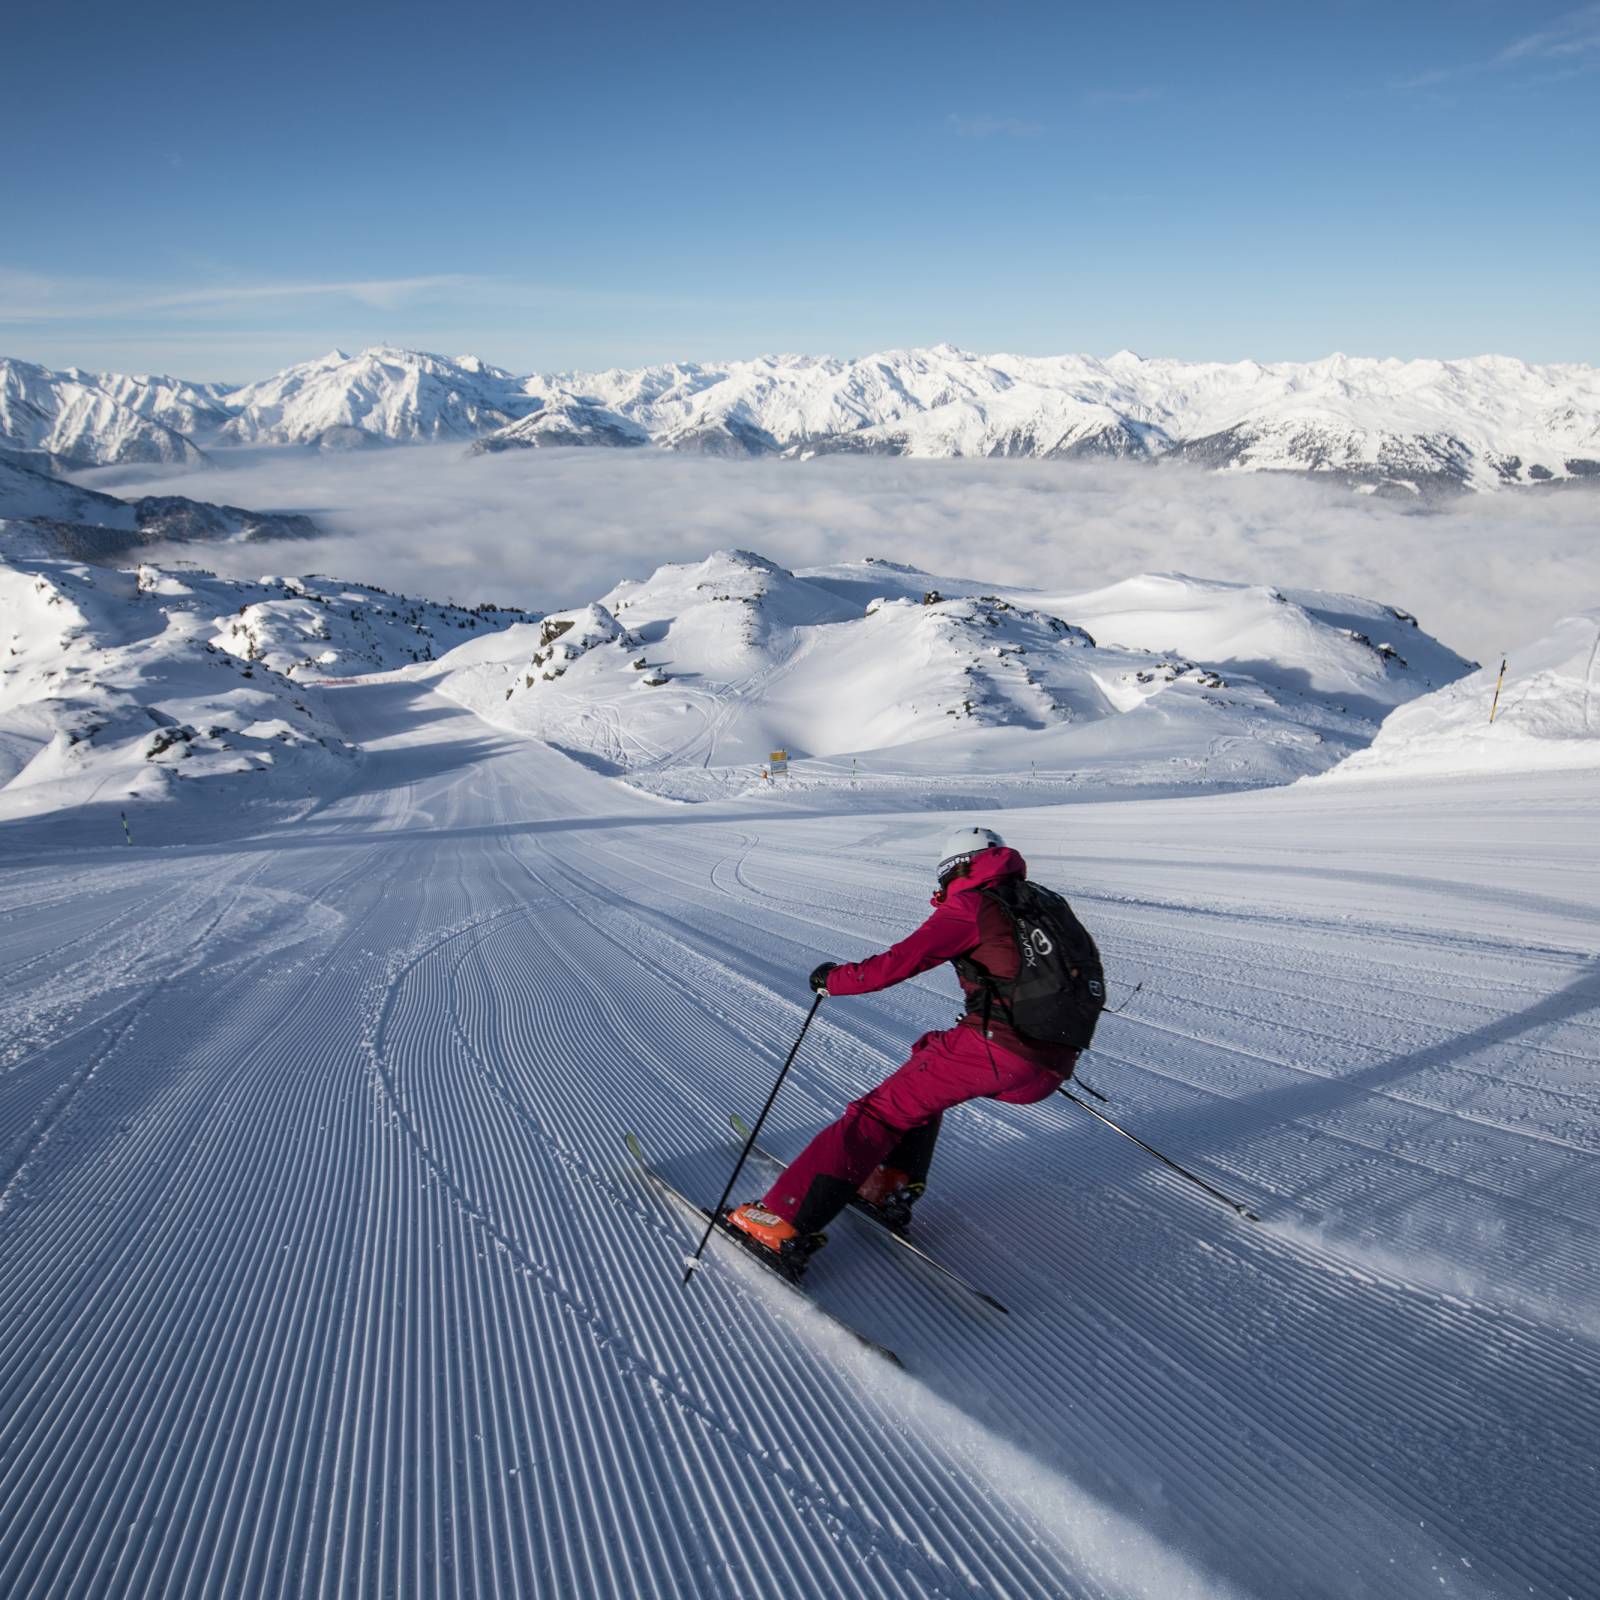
[6,345,1598,494]
[1,358,212,469]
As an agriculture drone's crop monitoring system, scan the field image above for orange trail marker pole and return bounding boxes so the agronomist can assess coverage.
[1488,657,1507,724]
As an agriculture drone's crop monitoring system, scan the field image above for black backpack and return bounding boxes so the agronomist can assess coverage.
[955,878,1106,1051]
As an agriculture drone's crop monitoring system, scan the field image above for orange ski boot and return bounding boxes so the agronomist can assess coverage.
[724,1203,825,1278]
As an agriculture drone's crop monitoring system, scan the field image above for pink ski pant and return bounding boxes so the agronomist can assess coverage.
[761,1023,1068,1229]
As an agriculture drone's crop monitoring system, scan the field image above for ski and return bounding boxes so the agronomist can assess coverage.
[729,1114,1010,1315]
[623,1133,903,1367]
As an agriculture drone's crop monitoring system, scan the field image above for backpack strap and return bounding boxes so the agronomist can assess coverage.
[952,885,1016,1029]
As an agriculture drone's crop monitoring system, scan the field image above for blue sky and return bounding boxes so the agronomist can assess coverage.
[5,0,1597,377]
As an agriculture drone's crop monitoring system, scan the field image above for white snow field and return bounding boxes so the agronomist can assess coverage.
[1,660,1596,1600]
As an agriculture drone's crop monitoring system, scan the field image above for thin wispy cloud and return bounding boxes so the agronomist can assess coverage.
[0,271,477,324]
[1499,3,1600,61]
[946,113,1044,140]
[0,270,843,359]
[145,276,476,313]
[1390,3,1600,90]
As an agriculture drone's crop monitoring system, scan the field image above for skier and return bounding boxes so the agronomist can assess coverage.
[727,826,1102,1266]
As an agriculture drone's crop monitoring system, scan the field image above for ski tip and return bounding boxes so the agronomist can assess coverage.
[977,1292,1011,1315]
[623,1132,646,1163]
[730,1112,750,1139]
[1239,1207,1262,1223]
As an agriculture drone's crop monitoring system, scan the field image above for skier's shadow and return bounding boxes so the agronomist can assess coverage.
[1134,956,1600,1197]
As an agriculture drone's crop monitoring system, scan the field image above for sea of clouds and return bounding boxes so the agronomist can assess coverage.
[90,447,1598,663]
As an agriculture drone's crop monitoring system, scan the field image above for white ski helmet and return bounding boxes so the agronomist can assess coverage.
[936,825,1004,884]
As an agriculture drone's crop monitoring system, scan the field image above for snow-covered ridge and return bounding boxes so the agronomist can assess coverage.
[6,344,1599,493]
[433,548,1473,802]
[0,451,320,561]
[0,542,1486,824]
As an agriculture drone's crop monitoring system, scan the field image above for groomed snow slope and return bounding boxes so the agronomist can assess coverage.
[1323,608,1600,780]
[0,677,1595,1599]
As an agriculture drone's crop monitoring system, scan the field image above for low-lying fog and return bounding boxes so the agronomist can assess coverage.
[88,448,1598,663]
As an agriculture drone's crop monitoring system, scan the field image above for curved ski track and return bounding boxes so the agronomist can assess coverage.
[1,677,1596,1600]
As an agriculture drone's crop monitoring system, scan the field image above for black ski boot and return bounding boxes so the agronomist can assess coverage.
[852,1166,924,1233]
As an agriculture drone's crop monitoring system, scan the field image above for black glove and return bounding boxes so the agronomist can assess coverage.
[809,962,839,995]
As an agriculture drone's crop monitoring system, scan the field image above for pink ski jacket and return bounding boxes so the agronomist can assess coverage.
[824,845,1077,1071]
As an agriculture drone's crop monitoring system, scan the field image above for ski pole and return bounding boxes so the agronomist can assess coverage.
[683,991,824,1288]
[1058,1087,1260,1221]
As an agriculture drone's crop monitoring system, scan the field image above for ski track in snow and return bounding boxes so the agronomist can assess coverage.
[1,677,1596,1599]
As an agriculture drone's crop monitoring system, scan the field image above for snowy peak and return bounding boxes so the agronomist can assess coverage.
[497,346,1600,490]
[468,396,647,453]
[78,368,232,439]
[594,549,861,682]
[210,574,527,679]
[218,346,540,449]
[0,557,356,815]
[609,547,861,624]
